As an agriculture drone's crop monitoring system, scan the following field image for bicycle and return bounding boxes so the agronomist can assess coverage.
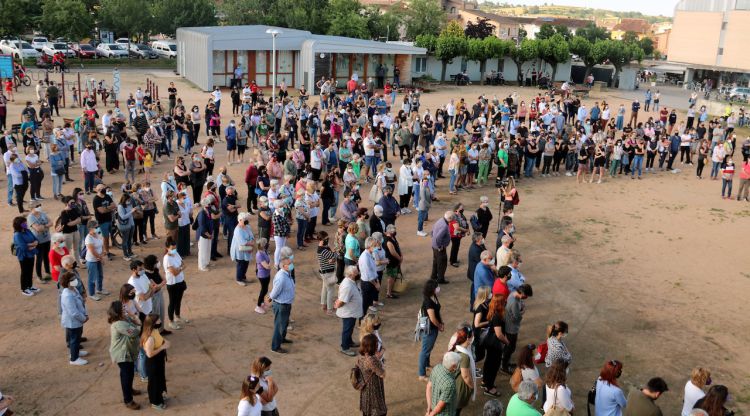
[13,73,31,87]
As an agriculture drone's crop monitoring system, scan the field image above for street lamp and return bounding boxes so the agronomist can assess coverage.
[265,28,282,101]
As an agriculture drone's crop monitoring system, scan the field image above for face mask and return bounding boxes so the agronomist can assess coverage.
[106,191,113,197]
[288,263,295,271]
[58,241,66,248]
[435,286,441,295]
[168,175,174,181]
[70,279,79,288]
[96,227,102,235]
[169,248,177,255]
[21,223,28,230]
[127,292,136,300]
[373,323,381,330]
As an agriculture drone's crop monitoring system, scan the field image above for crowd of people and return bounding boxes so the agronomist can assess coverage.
[3,72,742,416]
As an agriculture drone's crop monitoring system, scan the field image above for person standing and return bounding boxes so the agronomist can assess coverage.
[141,314,169,410]
[163,237,188,330]
[430,211,454,284]
[13,216,40,296]
[196,197,214,272]
[418,280,444,381]
[108,301,142,410]
[230,212,255,286]
[448,203,469,267]
[8,152,28,213]
[506,381,542,416]
[501,284,533,374]
[357,333,387,415]
[317,231,337,315]
[117,193,136,261]
[84,220,107,301]
[92,184,116,259]
[80,143,98,194]
[624,377,669,416]
[335,265,363,356]
[60,271,88,365]
[267,249,295,354]
[416,175,432,236]
[425,352,461,416]
[382,224,402,299]
[595,360,628,416]
[27,201,52,283]
[542,360,575,414]
[358,237,381,317]
[466,233,485,309]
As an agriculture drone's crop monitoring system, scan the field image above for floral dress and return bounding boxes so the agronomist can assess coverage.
[358,355,386,416]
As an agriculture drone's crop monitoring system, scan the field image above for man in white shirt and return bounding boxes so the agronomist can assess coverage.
[212,86,222,114]
[79,143,99,193]
[334,265,363,356]
[4,143,17,205]
[134,88,144,110]
[127,260,153,316]
[363,134,380,181]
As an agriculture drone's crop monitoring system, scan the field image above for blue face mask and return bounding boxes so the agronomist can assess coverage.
[169,248,177,255]
[95,227,102,235]
[288,263,295,272]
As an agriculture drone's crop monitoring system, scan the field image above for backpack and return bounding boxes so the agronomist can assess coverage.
[534,341,548,364]
[469,213,481,232]
[350,364,368,391]
[586,380,597,416]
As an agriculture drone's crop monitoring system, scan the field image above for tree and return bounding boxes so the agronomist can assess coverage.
[434,21,467,82]
[509,38,539,85]
[601,39,644,87]
[414,33,437,53]
[553,25,572,41]
[404,0,445,41]
[365,6,402,41]
[327,0,369,39]
[0,0,36,37]
[638,37,654,56]
[575,22,609,43]
[151,0,216,36]
[569,35,607,79]
[466,37,491,84]
[219,0,269,26]
[99,0,152,40]
[40,0,93,40]
[464,17,495,39]
[538,33,569,80]
[621,31,639,43]
[536,23,556,40]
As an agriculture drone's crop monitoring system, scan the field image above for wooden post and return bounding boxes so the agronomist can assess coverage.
[61,71,66,108]
[155,85,159,101]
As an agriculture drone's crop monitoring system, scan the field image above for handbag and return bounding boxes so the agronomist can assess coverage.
[392,270,407,293]
[544,386,571,416]
[320,271,337,285]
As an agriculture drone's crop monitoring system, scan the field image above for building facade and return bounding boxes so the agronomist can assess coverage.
[175,25,425,91]
[668,0,750,84]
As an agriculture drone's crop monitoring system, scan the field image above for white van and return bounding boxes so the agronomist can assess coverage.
[151,40,177,58]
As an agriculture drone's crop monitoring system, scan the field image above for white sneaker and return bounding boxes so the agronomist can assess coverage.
[21,289,35,297]
[565,172,573,177]
[169,322,182,330]
[254,306,267,314]
[417,231,428,237]
[78,350,89,357]
[29,286,41,292]
[70,358,88,366]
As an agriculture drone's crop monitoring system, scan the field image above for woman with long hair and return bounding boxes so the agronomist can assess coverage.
[13,216,39,296]
[250,356,278,415]
[595,359,627,416]
[516,343,543,391]
[357,333,387,416]
[695,385,733,416]
[108,301,141,410]
[418,279,444,382]
[450,326,476,415]
[682,367,712,416]
[119,283,143,325]
[543,360,574,413]
[141,314,170,410]
[481,293,509,397]
[545,321,572,368]
[472,285,491,363]
[237,375,262,416]
[117,192,136,260]
[359,311,384,360]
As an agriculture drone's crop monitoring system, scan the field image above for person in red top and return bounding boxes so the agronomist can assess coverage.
[245,160,259,213]
[492,265,511,299]
[346,78,357,94]
[48,233,70,282]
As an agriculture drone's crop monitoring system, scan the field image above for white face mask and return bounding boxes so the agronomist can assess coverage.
[435,286,441,295]
[70,279,79,287]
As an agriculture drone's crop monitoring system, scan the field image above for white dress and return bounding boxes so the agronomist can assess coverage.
[397,165,412,196]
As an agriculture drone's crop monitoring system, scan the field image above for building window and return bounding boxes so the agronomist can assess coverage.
[736,0,750,10]
[718,48,723,56]
[450,6,456,14]
[414,57,427,73]
[721,21,728,30]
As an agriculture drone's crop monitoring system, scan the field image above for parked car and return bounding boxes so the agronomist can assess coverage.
[115,38,131,46]
[96,43,129,58]
[0,39,40,59]
[729,87,750,101]
[42,42,75,58]
[71,43,97,59]
[129,43,158,59]
[151,40,177,58]
[31,36,49,51]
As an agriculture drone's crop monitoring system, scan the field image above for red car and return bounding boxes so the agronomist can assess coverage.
[71,43,97,59]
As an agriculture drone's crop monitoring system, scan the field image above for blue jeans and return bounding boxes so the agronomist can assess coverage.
[722,179,733,197]
[449,169,457,192]
[711,161,721,178]
[271,301,291,351]
[524,157,536,177]
[417,209,428,232]
[84,171,96,193]
[65,326,83,361]
[52,174,63,196]
[136,348,148,379]
[176,129,184,150]
[86,261,103,294]
[6,173,13,204]
[296,218,308,248]
[418,328,438,376]
[632,155,643,177]
[616,116,624,131]
[341,317,356,350]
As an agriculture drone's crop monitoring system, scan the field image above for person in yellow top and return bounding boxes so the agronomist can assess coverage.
[143,152,153,182]
[141,314,170,410]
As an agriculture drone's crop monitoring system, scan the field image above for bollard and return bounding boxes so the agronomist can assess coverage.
[61,71,66,108]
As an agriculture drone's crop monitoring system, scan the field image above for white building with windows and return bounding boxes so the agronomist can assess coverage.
[175,25,425,92]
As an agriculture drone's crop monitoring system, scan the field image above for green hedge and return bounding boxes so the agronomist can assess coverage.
[16,57,175,69]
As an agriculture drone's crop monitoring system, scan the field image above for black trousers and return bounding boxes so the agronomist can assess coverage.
[118,361,135,404]
[29,168,43,198]
[501,332,518,369]
[15,181,28,213]
[257,276,270,307]
[35,241,51,278]
[482,344,503,389]
[143,209,157,237]
[177,225,191,257]
[246,184,258,211]
[430,247,447,281]
[49,97,59,116]
[145,351,166,406]
[361,280,378,316]
[667,151,678,170]
[697,158,706,177]
[19,257,34,290]
[449,237,461,264]
[166,281,187,321]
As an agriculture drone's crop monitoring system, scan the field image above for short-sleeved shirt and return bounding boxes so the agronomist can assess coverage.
[256,251,271,278]
[93,194,114,224]
[422,297,442,331]
[163,252,185,285]
[59,209,80,234]
[336,278,363,319]
[344,234,360,261]
[128,273,153,314]
[429,364,457,416]
[27,212,51,242]
[49,247,69,281]
[163,200,179,230]
[84,234,103,262]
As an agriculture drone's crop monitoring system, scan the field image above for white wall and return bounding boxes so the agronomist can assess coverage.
[176,29,212,91]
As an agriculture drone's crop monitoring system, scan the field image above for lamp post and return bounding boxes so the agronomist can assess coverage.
[265,28,282,101]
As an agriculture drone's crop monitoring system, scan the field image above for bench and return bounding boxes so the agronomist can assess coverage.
[449,74,470,86]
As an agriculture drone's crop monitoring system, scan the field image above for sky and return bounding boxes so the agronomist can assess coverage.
[484,0,681,17]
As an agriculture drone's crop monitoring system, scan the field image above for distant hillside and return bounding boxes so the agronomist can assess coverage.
[480,3,672,24]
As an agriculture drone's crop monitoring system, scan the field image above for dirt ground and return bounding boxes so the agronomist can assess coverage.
[1,69,749,416]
